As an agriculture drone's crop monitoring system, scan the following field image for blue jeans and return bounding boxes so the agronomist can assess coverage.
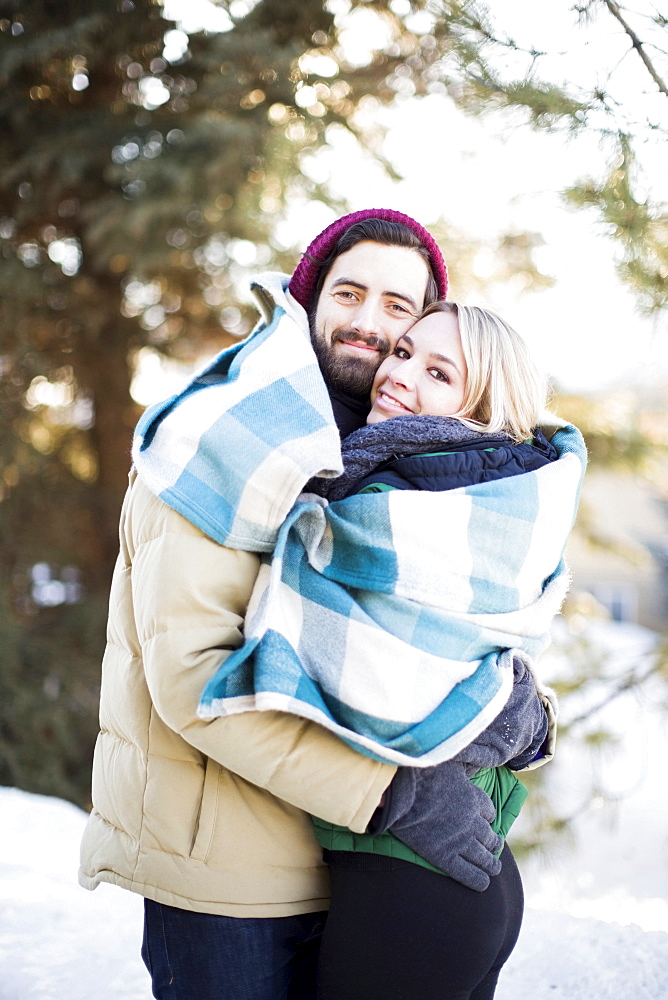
[141,899,327,1000]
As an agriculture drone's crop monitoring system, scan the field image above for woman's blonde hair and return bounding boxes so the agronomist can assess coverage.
[421,300,548,442]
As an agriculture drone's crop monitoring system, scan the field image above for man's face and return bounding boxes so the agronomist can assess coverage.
[310,240,430,398]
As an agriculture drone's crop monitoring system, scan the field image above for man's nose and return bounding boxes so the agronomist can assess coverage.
[350,298,382,335]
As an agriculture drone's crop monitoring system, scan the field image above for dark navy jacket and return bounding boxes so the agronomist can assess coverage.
[353,428,558,495]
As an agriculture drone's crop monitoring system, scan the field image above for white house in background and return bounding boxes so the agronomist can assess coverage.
[566,469,668,632]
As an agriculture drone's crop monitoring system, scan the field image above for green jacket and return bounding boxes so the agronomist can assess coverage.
[313,765,527,875]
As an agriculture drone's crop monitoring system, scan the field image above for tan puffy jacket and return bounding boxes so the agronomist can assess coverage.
[79,470,394,917]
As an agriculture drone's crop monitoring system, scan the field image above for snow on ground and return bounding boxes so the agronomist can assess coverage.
[2,780,667,1000]
[0,787,148,1000]
[1,620,667,999]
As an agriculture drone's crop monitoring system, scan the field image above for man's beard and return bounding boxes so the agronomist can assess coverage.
[310,324,390,399]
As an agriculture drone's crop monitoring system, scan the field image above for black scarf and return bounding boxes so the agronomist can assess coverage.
[328,387,369,439]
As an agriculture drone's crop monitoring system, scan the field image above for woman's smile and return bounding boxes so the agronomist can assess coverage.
[374,387,414,413]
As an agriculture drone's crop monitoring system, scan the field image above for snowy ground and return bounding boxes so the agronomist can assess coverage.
[1,622,667,1000]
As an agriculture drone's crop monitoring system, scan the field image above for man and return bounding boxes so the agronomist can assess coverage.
[294,210,446,435]
[78,209,530,999]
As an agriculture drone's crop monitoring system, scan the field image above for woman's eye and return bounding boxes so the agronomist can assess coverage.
[430,368,450,383]
[394,347,410,359]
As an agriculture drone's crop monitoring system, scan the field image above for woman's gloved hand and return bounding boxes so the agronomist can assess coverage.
[455,655,549,774]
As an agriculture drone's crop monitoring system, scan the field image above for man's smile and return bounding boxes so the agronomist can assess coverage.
[332,330,391,358]
[338,338,382,353]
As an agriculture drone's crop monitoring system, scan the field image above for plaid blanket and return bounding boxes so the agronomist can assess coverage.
[131,273,342,551]
[198,423,586,765]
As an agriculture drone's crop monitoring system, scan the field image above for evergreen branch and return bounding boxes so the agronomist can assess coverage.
[567,652,665,726]
[602,0,668,97]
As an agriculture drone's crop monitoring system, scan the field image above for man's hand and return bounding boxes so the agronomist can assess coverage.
[368,761,502,892]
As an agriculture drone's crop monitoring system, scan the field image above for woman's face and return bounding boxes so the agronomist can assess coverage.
[367,311,468,424]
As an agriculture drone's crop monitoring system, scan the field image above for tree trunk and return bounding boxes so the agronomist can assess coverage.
[75,310,141,588]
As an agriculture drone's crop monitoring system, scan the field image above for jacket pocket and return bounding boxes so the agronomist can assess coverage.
[189,757,222,863]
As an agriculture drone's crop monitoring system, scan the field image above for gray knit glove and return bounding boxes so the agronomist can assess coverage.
[454,654,548,775]
[369,760,503,892]
[367,655,548,891]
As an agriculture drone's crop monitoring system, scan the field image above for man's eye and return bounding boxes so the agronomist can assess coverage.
[334,290,356,300]
[389,302,409,313]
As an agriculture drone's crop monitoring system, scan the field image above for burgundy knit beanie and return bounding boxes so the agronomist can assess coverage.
[288,208,448,309]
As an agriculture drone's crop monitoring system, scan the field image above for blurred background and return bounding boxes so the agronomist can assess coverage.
[0,0,667,934]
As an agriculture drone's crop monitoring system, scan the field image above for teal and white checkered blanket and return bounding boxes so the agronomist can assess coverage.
[198,423,586,765]
[132,273,342,551]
